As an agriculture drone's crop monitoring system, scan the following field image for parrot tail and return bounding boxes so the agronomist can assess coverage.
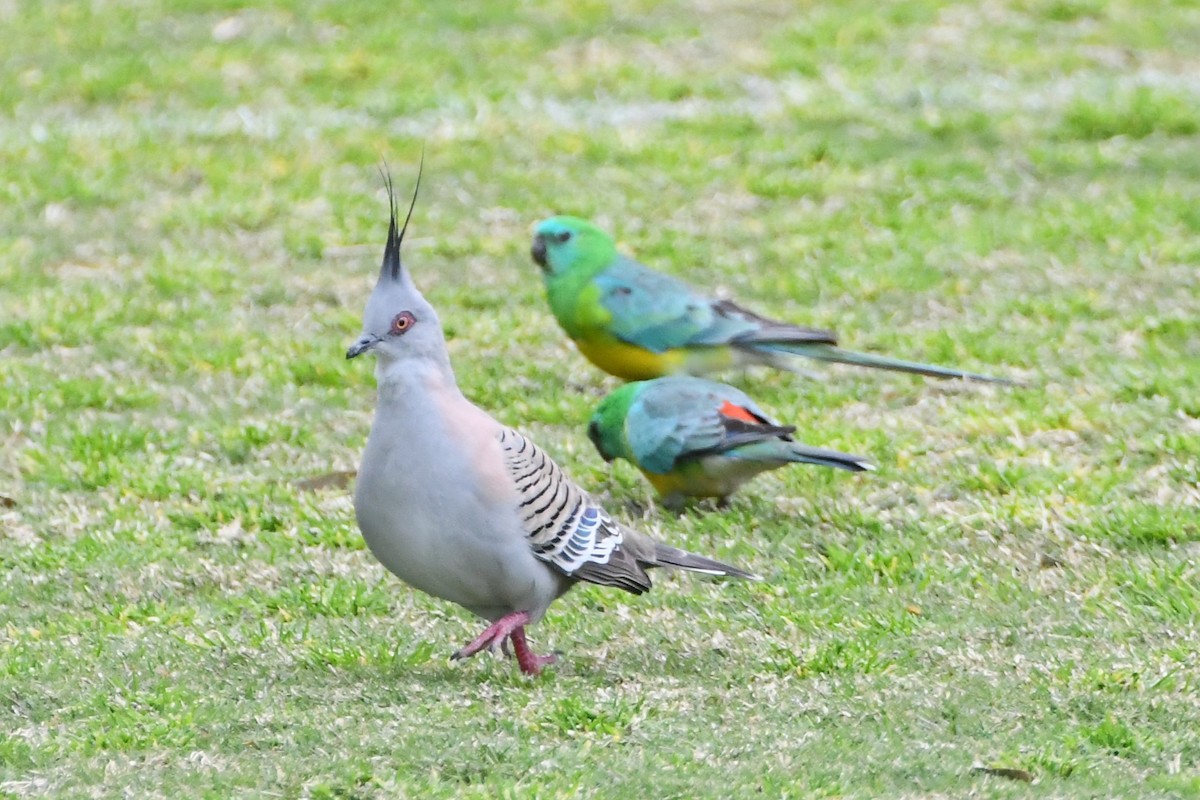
[651,543,759,581]
[723,440,874,472]
[758,342,1017,385]
[782,443,875,472]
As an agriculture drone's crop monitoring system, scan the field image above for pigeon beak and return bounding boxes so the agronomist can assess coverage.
[346,334,379,360]
[530,235,548,270]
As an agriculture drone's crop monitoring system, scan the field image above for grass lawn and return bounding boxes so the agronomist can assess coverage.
[2,0,1199,796]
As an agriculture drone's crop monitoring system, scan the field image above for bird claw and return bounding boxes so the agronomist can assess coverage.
[509,625,556,676]
[450,610,532,664]
[517,651,557,676]
[447,611,558,676]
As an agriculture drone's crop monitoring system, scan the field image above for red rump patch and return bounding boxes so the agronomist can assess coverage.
[719,401,759,424]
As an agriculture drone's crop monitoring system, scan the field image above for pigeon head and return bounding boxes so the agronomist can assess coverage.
[346,160,447,368]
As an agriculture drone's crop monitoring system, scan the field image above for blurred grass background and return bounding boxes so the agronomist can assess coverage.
[1,1,1198,797]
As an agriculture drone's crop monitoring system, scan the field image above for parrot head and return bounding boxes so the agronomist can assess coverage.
[586,382,643,464]
[347,161,446,367]
[530,216,619,279]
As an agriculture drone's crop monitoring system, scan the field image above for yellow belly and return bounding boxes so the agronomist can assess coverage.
[644,458,773,500]
[646,469,724,499]
[575,337,735,381]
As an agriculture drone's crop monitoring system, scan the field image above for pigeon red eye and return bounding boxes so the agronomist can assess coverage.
[390,311,415,335]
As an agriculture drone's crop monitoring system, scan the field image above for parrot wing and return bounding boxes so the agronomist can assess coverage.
[594,257,836,353]
[626,378,796,473]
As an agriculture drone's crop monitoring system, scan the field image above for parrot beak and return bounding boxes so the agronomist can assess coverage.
[346,333,379,360]
[530,235,548,270]
[586,421,613,461]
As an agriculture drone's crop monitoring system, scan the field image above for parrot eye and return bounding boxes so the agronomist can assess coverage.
[554,230,572,243]
[390,311,416,335]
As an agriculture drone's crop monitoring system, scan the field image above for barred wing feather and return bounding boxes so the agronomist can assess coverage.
[498,428,624,575]
[497,429,750,593]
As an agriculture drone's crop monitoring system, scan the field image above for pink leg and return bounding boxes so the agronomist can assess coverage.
[509,626,557,676]
[451,610,531,662]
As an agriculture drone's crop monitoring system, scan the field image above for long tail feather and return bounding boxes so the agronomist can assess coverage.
[782,443,874,472]
[652,543,758,580]
[761,342,1016,385]
[724,440,874,472]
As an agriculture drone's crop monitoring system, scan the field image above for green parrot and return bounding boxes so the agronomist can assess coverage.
[588,375,874,507]
[530,216,1013,383]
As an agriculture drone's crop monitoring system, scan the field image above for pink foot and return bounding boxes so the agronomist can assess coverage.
[451,610,531,662]
[510,626,557,676]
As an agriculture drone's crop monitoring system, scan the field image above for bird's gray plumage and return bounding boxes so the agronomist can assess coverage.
[348,165,754,674]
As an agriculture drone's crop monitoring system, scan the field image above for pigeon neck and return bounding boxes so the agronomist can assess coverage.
[375,353,460,404]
